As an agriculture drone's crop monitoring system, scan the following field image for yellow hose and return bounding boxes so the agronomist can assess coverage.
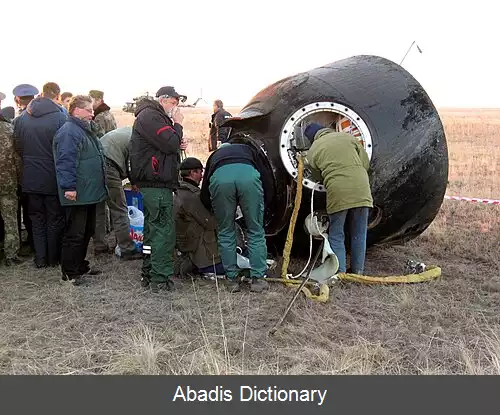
[266,278,330,302]
[268,265,441,303]
[278,154,329,302]
[280,154,304,280]
[336,266,441,284]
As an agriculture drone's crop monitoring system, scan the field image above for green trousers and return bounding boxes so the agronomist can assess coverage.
[141,188,175,283]
[209,163,267,279]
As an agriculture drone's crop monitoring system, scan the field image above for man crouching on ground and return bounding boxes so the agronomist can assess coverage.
[174,157,224,278]
[129,86,188,293]
[53,95,108,286]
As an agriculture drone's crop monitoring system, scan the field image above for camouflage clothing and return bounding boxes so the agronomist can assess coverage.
[1,195,20,258]
[93,103,117,135]
[0,116,20,195]
[0,116,20,258]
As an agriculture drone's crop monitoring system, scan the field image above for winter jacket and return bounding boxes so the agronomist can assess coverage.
[100,126,132,180]
[200,143,273,212]
[129,99,182,189]
[307,129,373,214]
[0,115,20,195]
[93,102,117,135]
[53,116,108,206]
[209,108,232,150]
[174,178,220,269]
[12,97,67,195]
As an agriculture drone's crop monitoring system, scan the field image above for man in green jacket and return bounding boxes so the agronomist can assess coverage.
[305,123,373,275]
[174,157,224,277]
[94,126,142,260]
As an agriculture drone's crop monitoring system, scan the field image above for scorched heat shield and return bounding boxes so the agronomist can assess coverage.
[222,55,449,254]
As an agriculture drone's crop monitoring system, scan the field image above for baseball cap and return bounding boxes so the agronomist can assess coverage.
[0,92,5,101]
[155,86,187,103]
[180,157,203,171]
[13,84,39,97]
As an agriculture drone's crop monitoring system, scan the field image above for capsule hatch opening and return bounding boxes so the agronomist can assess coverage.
[279,102,373,193]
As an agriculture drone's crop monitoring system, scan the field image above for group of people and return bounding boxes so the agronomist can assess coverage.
[126,87,272,293]
[0,82,128,283]
[0,80,374,293]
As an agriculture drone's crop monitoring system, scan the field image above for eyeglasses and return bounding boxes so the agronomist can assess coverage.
[159,95,184,104]
[80,107,94,114]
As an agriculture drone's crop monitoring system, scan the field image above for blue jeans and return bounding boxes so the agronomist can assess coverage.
[328,207,369,274]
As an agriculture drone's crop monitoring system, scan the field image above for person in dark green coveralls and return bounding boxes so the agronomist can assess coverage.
[200,143,270,293]
[129,86,188,293]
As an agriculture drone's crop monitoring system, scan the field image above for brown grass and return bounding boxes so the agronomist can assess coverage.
[0,107,499,375]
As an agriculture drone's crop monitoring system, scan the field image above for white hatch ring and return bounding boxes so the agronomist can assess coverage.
[279,102,373,192]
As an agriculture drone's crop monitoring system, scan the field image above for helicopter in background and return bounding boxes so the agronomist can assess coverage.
[122,89,208,113]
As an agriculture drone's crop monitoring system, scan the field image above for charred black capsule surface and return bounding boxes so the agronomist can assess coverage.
[224,55,448,255]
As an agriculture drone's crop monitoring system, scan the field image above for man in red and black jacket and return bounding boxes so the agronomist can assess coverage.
[129,86,188,293]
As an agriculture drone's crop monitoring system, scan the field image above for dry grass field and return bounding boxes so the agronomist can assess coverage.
[0,107,498,375]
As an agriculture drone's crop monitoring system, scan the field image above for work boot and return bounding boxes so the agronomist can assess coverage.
[34,258,47,268]
[70,276,89,286]
[150,281,160,293]
[250,278,269,293]
[150,279,176,293]
[61,273,88,286]
[166,279,176,291]
[224,278,241,293]
[141,275,150,288]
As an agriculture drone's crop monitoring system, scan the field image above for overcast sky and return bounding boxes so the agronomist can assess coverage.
[1,0,498,109]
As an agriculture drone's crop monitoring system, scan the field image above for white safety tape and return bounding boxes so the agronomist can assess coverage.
[445,195,500,205]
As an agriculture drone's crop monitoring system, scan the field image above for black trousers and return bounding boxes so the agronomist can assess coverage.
[61,204,96,278]
[27,194,65,266]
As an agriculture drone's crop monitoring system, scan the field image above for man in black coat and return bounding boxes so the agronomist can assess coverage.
[13,82,67,268]
[12,83,39,256]
[129,86,188,293]
[209,100,232,152]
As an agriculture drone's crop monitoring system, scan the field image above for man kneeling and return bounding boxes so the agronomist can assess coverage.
[174,157,224,278]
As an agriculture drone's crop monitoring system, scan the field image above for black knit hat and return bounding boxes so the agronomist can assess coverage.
[180,157,203,171]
